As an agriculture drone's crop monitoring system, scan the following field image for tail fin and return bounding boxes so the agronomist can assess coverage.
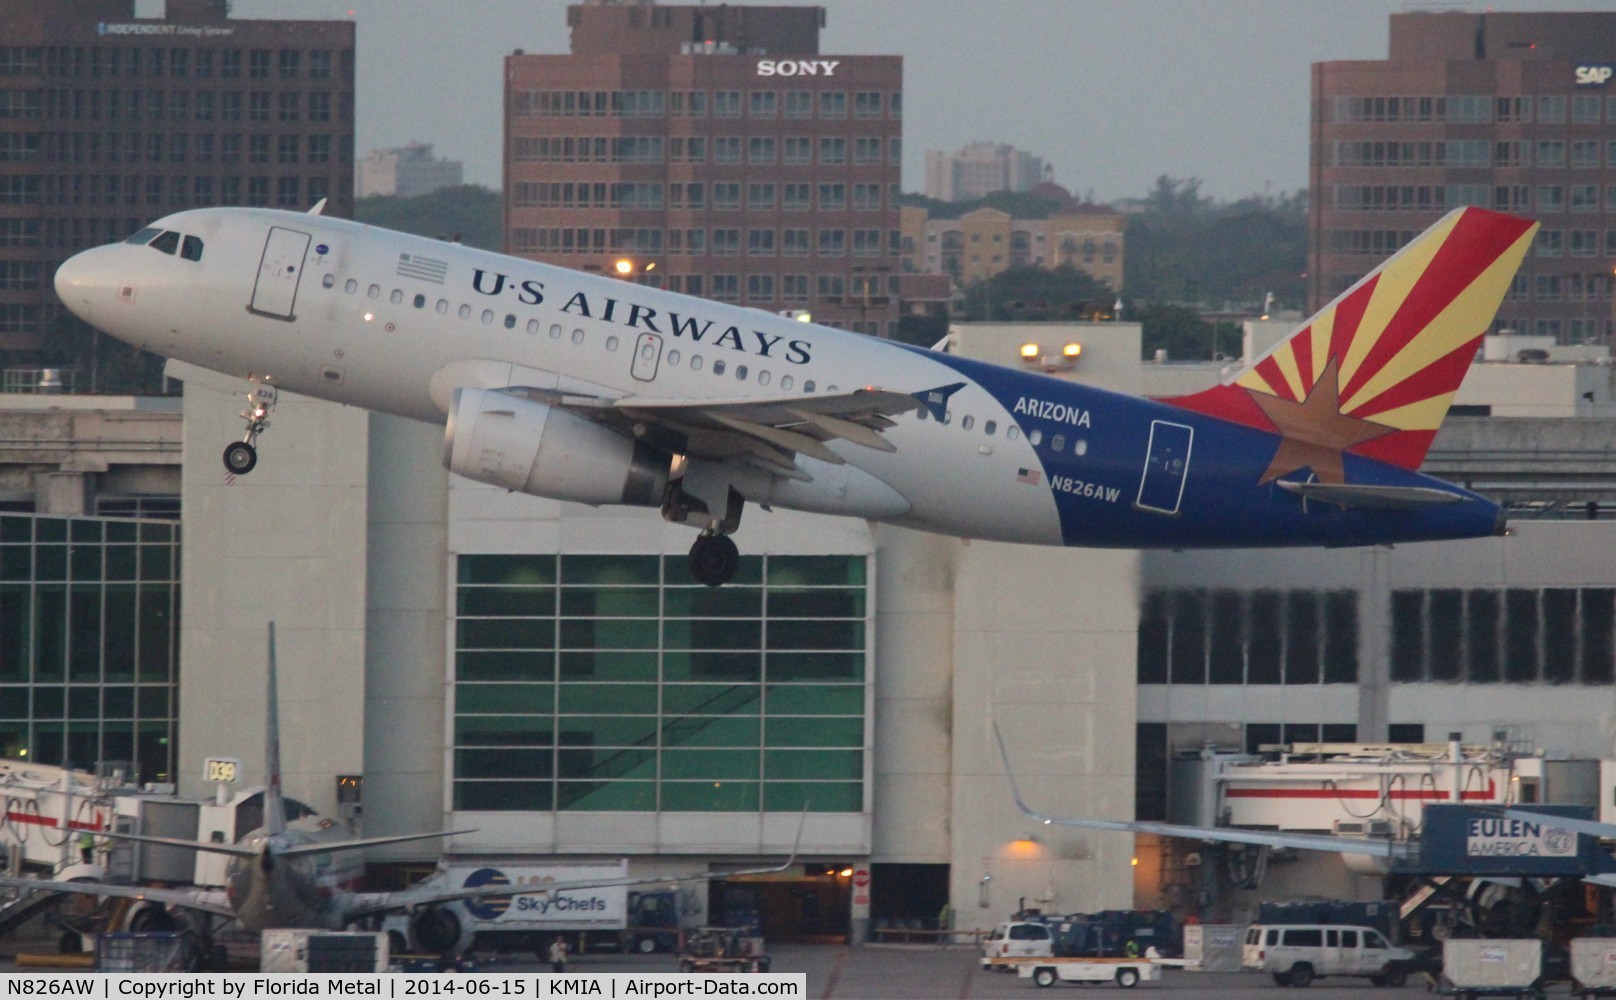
[1164,207,1538,471]
[264,621,286,836]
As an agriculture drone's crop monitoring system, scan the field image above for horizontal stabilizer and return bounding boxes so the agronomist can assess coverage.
[1276,481,1467,510]
[278,829,476,858]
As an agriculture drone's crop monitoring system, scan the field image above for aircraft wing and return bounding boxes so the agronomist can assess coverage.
[0,873,235,919]
[1501,808,1616,841]
[992,725,1413,859]
[513,384,937,478]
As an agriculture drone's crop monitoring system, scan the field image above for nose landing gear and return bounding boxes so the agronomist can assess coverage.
[688,533,740,587]
[222,384,277,475]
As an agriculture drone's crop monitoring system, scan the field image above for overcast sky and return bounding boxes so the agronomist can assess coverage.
[209,0,1612,203]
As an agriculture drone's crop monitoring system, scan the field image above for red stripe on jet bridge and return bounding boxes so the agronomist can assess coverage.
[4,811,107,831]
[1224,781,1497,801]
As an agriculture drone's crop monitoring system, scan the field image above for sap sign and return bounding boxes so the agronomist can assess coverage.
[757,59,840,77]
[1575,64,1614,86]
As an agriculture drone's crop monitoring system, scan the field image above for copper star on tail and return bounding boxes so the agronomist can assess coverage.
[1248,358,1395,485]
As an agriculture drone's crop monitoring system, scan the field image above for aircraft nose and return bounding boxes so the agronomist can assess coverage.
[54,249,100,324]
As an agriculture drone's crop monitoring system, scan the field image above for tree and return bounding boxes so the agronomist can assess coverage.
[354,185,503,251]
[956,264,1115,322]
[1133,303,1242,362]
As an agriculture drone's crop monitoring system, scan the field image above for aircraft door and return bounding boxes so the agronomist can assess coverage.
[631,332,663,381]
[249,226,312,320]
[1135,420,1193,515]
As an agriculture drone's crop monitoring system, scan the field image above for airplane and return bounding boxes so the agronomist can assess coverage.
[0,624,799,959]
[52,204,1538,586]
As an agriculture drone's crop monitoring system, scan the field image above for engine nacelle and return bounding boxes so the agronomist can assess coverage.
[445,387,669,506]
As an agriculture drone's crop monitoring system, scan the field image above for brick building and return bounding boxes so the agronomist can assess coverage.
[1311,11,1616,344]
[504,1,903,335]
[0,0,355,355]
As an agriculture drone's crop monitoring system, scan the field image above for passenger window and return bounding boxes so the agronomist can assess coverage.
[605,335,619,351]
[804,380,815,392]
[413,294,426,308]
[125,227,161,245]
[961,415,974,430]
[827,385,838,392]
[1266,930,1278,946]
[1326,929,1338,947]
[149,231,180,254]
[344,279,357,294]
[984,420,996,436]
[757,370,770,386]
[390,289,403,305]
[1341,930,1358,948]
[735,364,747,381]
[458,304,471,319]
[548,324,562,339]
[480,309,494,324]
[571,329,584,344]
[180,235,204,261]
[1074,439,1088,456]
[712,360,727,375]
[1008,426,1021,441]
[526,319,540,334]
[503,314,516,329]
[916,409,928,421]
[940,410,951,425]
[690,355,704,371]
[321,274,335,289]
[436,300,448,314]
[1028,429,1043,446]
[667,350,681,366]
[779,374,792,389]
[367,284,380,300]
[1051,433,1065,451]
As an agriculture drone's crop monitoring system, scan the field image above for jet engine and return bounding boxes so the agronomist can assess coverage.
[409,906,473,955]
[445,387,669,506]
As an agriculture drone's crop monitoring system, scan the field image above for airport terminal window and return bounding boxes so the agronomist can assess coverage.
[1138,588,1358,685]
[1389,587,1616,684]
[0,514,178,782]
[452,554,869,814]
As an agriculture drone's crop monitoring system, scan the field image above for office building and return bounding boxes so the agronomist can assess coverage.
[923,141,1046,203]
[356,143,464,199]
[1311,10,1616,344]
[0,0,356,354]
[503,2,903,335]
[900,201,1126,291]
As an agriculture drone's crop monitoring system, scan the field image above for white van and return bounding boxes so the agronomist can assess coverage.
[1242,924,1415,987]
[981,921,1053,969]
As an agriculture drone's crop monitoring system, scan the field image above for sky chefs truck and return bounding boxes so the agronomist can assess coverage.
[388,861,678,956]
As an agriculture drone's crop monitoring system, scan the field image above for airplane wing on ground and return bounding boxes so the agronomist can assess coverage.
[341,812,808,922]
[0,873,235,918]
[991,725,1414,860]
[1500,808,1616,842]
[511,384,933,478]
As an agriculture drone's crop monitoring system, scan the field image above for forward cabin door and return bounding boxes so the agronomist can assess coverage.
[249,226,311,320]
[1135,420,1194,515]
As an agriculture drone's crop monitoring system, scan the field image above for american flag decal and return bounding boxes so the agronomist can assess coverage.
[397,253,448,284]
[1016,468,1040,485]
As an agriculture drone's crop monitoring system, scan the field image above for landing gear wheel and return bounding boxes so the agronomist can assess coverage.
[688,534,740,587]
[222,441,257,474]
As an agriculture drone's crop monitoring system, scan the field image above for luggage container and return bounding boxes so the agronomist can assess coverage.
[1572,937,1616,998]
[1440,938,1544,999]
[1183,924,1243,972]
[260,930,388,973]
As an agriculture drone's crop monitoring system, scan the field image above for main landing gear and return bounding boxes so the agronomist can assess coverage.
[688,533,740,587]
[222,383,277,475]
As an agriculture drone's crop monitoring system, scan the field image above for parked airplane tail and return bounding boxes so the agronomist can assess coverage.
[1163,207,1538,474]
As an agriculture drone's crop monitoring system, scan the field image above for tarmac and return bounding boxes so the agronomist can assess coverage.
[1,939,1442,998]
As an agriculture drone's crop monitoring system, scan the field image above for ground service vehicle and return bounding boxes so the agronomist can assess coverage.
[1242,923,1415,987]
[1018,957,1163,989]
[676,926,770,973]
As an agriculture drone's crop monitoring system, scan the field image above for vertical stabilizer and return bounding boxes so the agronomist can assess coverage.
[264,622,286,836]
[1163,207,1538,475]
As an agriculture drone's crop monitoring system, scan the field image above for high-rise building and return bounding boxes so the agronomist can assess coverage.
[1311,11,1616,344]
[503,2,903,335]
[356,142,464,199]
[0,0,356,354]
[923,142,1046,203]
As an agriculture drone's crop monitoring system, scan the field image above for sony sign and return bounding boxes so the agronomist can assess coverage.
[757,59,840,77]
[1575,64,1614,86]
[1466,816,1577,857]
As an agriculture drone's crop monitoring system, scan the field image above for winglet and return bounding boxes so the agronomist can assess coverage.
[307,198,327,216]
[912,382,966,421]
[992,723,1055,826]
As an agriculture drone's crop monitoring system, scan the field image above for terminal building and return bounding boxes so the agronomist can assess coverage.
[1311,10,1616,343]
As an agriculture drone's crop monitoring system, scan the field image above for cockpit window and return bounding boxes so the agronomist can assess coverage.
[180,235,204,261]
[148,231,181,255]
[125,227,161,246]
